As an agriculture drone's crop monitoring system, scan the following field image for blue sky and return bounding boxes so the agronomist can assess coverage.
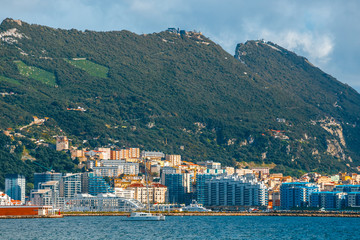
[1,0,359,92]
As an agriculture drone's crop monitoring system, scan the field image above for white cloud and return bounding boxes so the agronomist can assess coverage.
[261,30,334,65]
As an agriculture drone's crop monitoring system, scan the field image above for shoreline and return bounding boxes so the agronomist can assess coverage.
[62,211,360,218]
[0,215,64,219]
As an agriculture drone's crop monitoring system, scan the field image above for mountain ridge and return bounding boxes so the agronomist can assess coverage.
[0,18,359,180]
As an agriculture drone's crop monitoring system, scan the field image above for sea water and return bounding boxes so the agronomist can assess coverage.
[0,215,359,240]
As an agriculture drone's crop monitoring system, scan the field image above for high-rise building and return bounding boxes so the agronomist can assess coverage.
[346,192,360,207]
[160,167,177,185]
[196,174,216,205]
[34,172,62,189]
[205,174,268,207]
[280,182,319,209]
[310,191,346,209]
[5,174,26,204]
[334,185,360,192]
[60,174,81,199]
[165,173,185,204]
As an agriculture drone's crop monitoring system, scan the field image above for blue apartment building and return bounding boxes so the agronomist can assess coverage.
[310,192,346,209]
[280,182,319,209]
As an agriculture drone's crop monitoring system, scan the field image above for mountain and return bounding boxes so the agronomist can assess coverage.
[0,18,359,183]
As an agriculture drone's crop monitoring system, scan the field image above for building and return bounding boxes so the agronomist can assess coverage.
[60,174,81,199]
[334,185,360,192]
[5,174,25,204]
[56,136,69,151]
[196,174,216,205]
[310,192,346,209]
[280,182,319,209]
[160,167,177,185]
[30,189,53,206]
[110,148,140,161]
[34,172,62,190]
[198,161,221,170]
[63,193,144,212]
[0,192,12,206]
[141,151,165,160]
[88,173,114,196]
[93,166,120,178]
[96,147,111,160]
[127,183,167,204]
[100,160,139,175]
[165,173,185,204]
[205,174,268,207]
[166,155,181,167]
[114,188,135,199]
[346,192,360,207]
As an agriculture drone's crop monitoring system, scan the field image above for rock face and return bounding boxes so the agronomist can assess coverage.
[0,19,360,175]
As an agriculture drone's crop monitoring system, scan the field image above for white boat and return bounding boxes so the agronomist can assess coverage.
[127,212,165,221]
[127,157,165,221]
[181,200,212,212]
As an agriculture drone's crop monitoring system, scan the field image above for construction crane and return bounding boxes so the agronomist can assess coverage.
[32,161,53,172]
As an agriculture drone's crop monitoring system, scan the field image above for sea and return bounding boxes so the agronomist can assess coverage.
[0,215,359,240]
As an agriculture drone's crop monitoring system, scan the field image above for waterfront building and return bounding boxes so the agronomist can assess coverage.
[34,172,62,189]
[165,173,185,204]
[30,189,53,206]
[196,174,216,205]
[127,183,167,204]
[114,188,135,199]
[280,182,319,209]
[334,185,360,193]
[88,173,114,196]
[60,173,82,199]
[346,192,360,207]
[0,192,12,206]
[5,174,25,204]
[309,192,346,209]
[205,174,268,207]
[63,193,144,212]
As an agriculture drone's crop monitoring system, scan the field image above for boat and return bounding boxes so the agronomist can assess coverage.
[128,212,165,221]
[127,157,165,221]
[181,200,212,212]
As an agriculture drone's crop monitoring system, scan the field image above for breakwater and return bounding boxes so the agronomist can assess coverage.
[62,211,360,218]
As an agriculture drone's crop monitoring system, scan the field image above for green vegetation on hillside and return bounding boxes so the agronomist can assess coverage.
[0,75,20,85]
[64,58,109,78]
[0,18,359,179]
[14,60,56,85]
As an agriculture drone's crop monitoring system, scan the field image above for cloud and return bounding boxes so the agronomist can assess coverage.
[260,30,334,65]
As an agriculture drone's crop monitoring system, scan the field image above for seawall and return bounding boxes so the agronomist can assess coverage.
[62,211,360,218]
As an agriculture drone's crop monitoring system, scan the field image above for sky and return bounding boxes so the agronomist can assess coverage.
[1,0,359,92]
